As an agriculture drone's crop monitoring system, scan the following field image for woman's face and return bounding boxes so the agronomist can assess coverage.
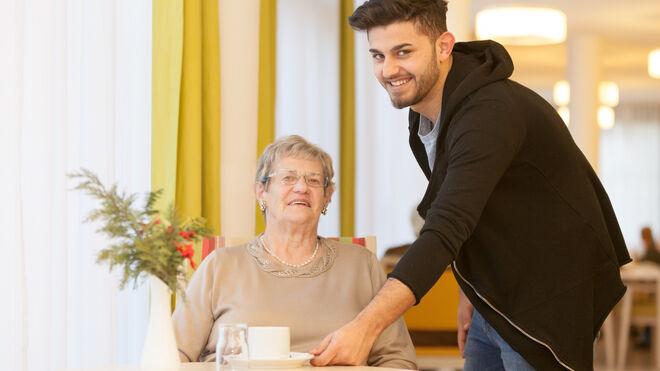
[256,156,333,227]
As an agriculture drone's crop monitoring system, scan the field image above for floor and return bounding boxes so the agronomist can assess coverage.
[419,331,659,371]
[594,331,656,371]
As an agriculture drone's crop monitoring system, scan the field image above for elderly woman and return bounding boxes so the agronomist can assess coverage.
[172,135,416,369]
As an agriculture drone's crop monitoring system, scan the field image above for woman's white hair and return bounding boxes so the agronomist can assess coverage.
[254,135,335,193]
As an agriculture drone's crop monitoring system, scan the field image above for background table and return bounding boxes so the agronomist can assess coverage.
[616,262,660,369]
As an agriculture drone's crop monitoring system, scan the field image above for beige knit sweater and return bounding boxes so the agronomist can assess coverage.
[172,237,417,369]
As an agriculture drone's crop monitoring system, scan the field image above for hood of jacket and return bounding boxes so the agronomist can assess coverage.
[442,40,513,119]
[408,40,515,178]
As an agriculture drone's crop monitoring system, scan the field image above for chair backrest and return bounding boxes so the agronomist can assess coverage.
[327,236,377,255]
[201,235,377,262]
[201,236,252,261]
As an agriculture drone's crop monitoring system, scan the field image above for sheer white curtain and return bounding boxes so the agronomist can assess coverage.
[352,3,428,257]
[276,0,428,245]
[275,0,340,237]
[0,1,152,370]
[599,103,660,255]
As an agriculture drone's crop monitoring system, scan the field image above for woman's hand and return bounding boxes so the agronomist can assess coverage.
[457,287,474,357]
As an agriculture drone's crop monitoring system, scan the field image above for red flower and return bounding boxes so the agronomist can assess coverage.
[178,230,195,241]
[174,242,196,269]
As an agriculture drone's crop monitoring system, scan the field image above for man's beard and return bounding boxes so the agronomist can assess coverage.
[388,52,440,109]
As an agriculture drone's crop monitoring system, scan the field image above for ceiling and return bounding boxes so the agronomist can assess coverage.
[466,0,660,102]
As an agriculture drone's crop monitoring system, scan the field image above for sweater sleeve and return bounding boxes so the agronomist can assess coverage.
[389,98,526,303]
[366,253,418,370]
[172,253,217,362]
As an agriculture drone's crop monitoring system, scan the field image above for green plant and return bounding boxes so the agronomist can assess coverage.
[69,169,211,295]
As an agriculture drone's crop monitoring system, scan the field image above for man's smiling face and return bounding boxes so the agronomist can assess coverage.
[368,21,442,110]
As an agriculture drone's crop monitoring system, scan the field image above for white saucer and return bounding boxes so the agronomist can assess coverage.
[225,352,314,369]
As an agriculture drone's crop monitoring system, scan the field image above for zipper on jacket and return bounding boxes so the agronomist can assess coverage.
[452,262,575,371]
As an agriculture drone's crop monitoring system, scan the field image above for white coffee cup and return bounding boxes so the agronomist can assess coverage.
[247,326,290,360]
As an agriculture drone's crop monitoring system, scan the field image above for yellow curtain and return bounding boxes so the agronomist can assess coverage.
[152,0,183,213]
[152,0,221,267]
[255,0,277,235]
[340,0,355,236]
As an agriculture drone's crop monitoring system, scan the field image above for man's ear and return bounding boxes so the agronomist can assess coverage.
[436,31,455,62]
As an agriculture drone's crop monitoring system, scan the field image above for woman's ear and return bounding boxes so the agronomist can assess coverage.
[324,185,335,206]
[254,181,265,201]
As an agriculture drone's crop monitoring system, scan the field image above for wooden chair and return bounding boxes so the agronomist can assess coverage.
[201,236,252,261]
[201,235,377,262]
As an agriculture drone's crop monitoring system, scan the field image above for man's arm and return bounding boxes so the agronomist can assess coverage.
[309,278,416,366]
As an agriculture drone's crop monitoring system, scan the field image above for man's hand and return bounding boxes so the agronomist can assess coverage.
[309,278,416,366]
[309,318,377,366]
[457,287,474,357]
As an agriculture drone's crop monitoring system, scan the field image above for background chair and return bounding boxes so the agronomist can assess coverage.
[382,248,464,371]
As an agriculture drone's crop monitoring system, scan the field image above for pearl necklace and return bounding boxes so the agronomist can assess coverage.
[259,235,319,268]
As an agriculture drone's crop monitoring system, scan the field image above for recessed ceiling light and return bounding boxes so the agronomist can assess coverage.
[598,106,615,130]
[649,48,660,79]
[598,82,619,107]
[476,7,567,45]
[553,80,570,106]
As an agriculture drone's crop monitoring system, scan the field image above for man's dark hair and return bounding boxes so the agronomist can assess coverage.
[348,0,449,40]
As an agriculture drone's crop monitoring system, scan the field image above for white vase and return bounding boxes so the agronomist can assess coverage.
[140,275,181,369]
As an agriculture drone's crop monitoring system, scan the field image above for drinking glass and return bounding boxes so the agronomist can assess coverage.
[215,323,248,367]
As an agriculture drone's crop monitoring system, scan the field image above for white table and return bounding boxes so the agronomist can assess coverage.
[61,364,412,371]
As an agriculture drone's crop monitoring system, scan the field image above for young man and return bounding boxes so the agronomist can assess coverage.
[310,1,631,370]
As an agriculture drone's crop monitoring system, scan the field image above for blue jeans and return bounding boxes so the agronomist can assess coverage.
[463,310,536,371]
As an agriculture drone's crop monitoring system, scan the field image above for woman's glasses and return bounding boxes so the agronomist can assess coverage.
[262,169,327,188]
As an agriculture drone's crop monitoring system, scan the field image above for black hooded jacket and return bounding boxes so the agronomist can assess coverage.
[388,40,631,370]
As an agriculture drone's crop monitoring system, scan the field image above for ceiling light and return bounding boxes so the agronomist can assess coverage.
[475,7,567,45]
[553,80,570,106]
[557,106,569,126]
[598,106,615,130]
[598,81,619,107]
[649,48,660,79]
